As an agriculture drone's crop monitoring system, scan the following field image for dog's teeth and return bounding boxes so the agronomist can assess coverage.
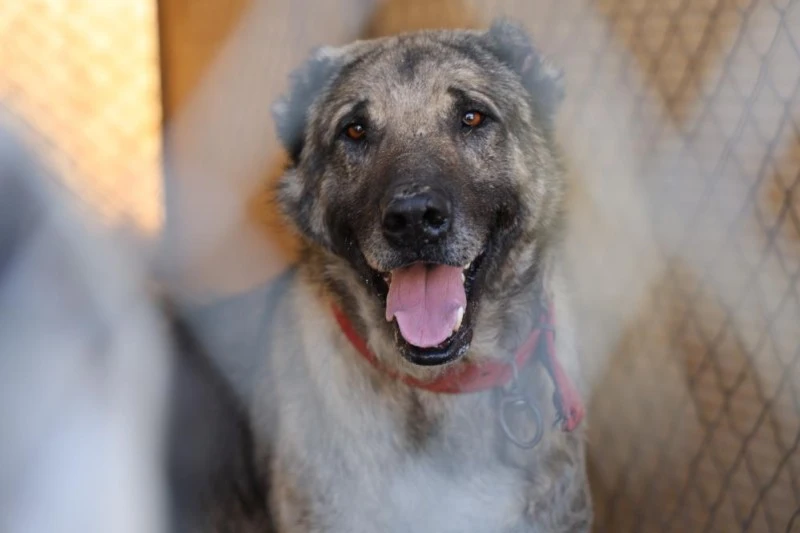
[461,272,466,283]
[453,306,465,332]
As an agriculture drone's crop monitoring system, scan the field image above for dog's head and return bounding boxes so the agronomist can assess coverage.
[274,20,566,368]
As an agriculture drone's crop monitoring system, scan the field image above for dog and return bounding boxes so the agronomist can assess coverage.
[165,19,592,533]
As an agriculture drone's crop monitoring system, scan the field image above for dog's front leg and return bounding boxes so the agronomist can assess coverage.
[271,461,325,533]
[522,438,593,533]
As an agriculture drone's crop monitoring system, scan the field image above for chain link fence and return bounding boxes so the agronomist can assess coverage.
[533,1,800,531]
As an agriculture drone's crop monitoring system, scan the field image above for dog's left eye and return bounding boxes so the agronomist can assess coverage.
[462,111,484,128]
[344,123,366,141]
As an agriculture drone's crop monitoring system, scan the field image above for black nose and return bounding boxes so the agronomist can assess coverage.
[381,189,452,248]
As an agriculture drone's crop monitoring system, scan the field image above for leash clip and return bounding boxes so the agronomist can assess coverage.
[498,359,544,449]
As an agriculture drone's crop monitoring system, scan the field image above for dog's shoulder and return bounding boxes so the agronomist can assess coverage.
[159,269,299,532]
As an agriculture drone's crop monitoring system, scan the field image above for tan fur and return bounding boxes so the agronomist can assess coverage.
[261,21,591,532]
[170,20,592,533]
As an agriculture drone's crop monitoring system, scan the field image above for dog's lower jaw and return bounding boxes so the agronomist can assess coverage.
[318,266,548,385]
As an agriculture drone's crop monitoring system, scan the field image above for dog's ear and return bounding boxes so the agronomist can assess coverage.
[483,19,565,123]
[273,47,344,244]
[272,47,343,163]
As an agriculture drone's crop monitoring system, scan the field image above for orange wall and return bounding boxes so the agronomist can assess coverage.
[0,1,163,233]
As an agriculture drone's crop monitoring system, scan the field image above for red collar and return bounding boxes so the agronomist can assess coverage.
[332,304,584,432]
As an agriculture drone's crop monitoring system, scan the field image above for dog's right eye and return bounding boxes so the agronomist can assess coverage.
[344,123,366,141]
[462,111,484,128]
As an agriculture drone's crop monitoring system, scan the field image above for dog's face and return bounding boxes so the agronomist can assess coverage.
[274,21,566,367]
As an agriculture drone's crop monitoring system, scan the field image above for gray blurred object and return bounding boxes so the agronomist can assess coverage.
[0,123,169,533]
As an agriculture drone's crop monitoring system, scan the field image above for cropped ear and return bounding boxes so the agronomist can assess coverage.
[272,46,343,163]
[484,19,565,124]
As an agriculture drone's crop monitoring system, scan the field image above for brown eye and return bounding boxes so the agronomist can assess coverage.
[462,111,484,128]
[345,123,366,140]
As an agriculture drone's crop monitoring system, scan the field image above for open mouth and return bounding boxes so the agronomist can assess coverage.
[372,252,486,366]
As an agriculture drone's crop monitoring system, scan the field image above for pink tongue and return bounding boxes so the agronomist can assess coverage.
[385,264,467,348]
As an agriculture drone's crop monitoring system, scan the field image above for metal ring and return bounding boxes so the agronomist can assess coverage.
[499,395,544,449]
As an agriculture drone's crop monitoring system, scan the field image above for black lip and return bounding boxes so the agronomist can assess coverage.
[395,321,473,366]
[371,251,488,367]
